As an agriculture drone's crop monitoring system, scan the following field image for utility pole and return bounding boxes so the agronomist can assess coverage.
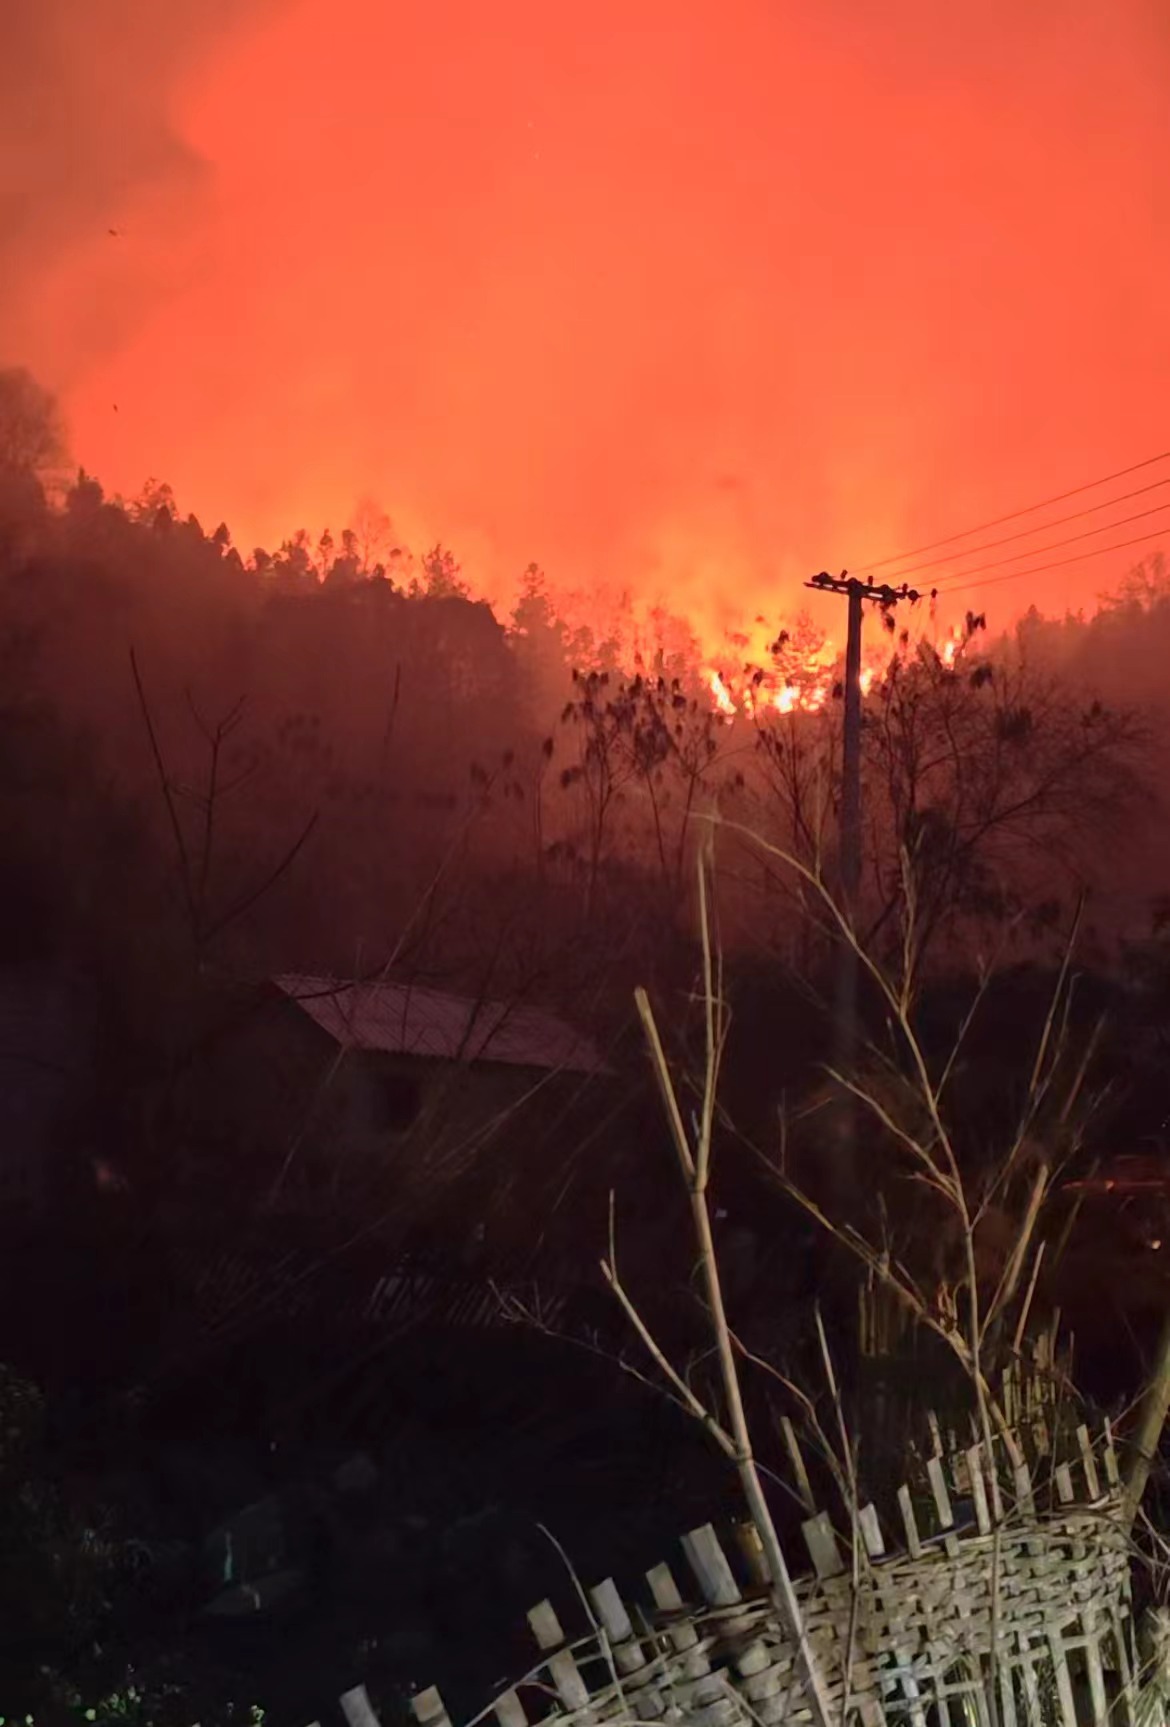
[803,571,929,1186]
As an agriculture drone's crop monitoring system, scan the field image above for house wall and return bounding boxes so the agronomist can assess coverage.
[189,996,615,1250]
[300,1049,588,1242]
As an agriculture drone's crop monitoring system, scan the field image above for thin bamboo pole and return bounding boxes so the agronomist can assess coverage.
[627,842,835,1727]
[1124,1306,1170,1526]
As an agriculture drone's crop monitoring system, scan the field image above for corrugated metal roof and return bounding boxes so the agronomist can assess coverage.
[272,975,608,1076]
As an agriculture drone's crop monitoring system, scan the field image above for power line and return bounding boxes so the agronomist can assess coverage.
[856,447,1170,576]
[867,473,1170,583]
[933,524,1170,597]
[921,498,1170,589]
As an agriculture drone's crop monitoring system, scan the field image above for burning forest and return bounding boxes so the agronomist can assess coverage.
[7,0,1170,1722]
[0,361,1169,1722]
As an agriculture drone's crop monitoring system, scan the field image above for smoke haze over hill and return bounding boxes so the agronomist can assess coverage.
[6,0,1170,636]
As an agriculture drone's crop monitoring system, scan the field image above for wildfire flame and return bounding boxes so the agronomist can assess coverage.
[703,616,967,720]
[547,581,971,722]
[709,671,737,717]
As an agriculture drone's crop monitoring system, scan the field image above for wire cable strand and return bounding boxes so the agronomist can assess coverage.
[866,474,1170,583]
[934,525,1170,597]
[921,499,1170,589]
[856,448,1170,576]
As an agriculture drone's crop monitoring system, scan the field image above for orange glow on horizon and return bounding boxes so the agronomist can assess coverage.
[9,0,1170,652]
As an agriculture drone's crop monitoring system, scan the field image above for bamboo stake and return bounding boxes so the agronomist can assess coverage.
[1124,1307,1170,1525]
[623,845,834,1727]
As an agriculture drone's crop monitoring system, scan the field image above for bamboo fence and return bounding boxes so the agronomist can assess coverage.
[393,1377,1137,1727]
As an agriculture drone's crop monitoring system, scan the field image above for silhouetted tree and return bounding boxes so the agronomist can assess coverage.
[863,621,1146,983]
[0,366,67,477]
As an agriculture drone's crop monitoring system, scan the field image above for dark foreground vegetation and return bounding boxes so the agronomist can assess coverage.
[3,364,1170,1722]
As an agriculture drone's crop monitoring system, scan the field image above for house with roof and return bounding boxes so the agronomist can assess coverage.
[189,974,622,1268]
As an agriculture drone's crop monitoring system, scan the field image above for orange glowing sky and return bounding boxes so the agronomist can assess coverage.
[8,0,1170,634]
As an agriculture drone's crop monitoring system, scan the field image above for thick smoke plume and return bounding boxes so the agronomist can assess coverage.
[10,0,1170,634]
[2,0,280,384]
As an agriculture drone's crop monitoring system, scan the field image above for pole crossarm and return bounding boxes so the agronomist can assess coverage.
[803,568,937,607]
